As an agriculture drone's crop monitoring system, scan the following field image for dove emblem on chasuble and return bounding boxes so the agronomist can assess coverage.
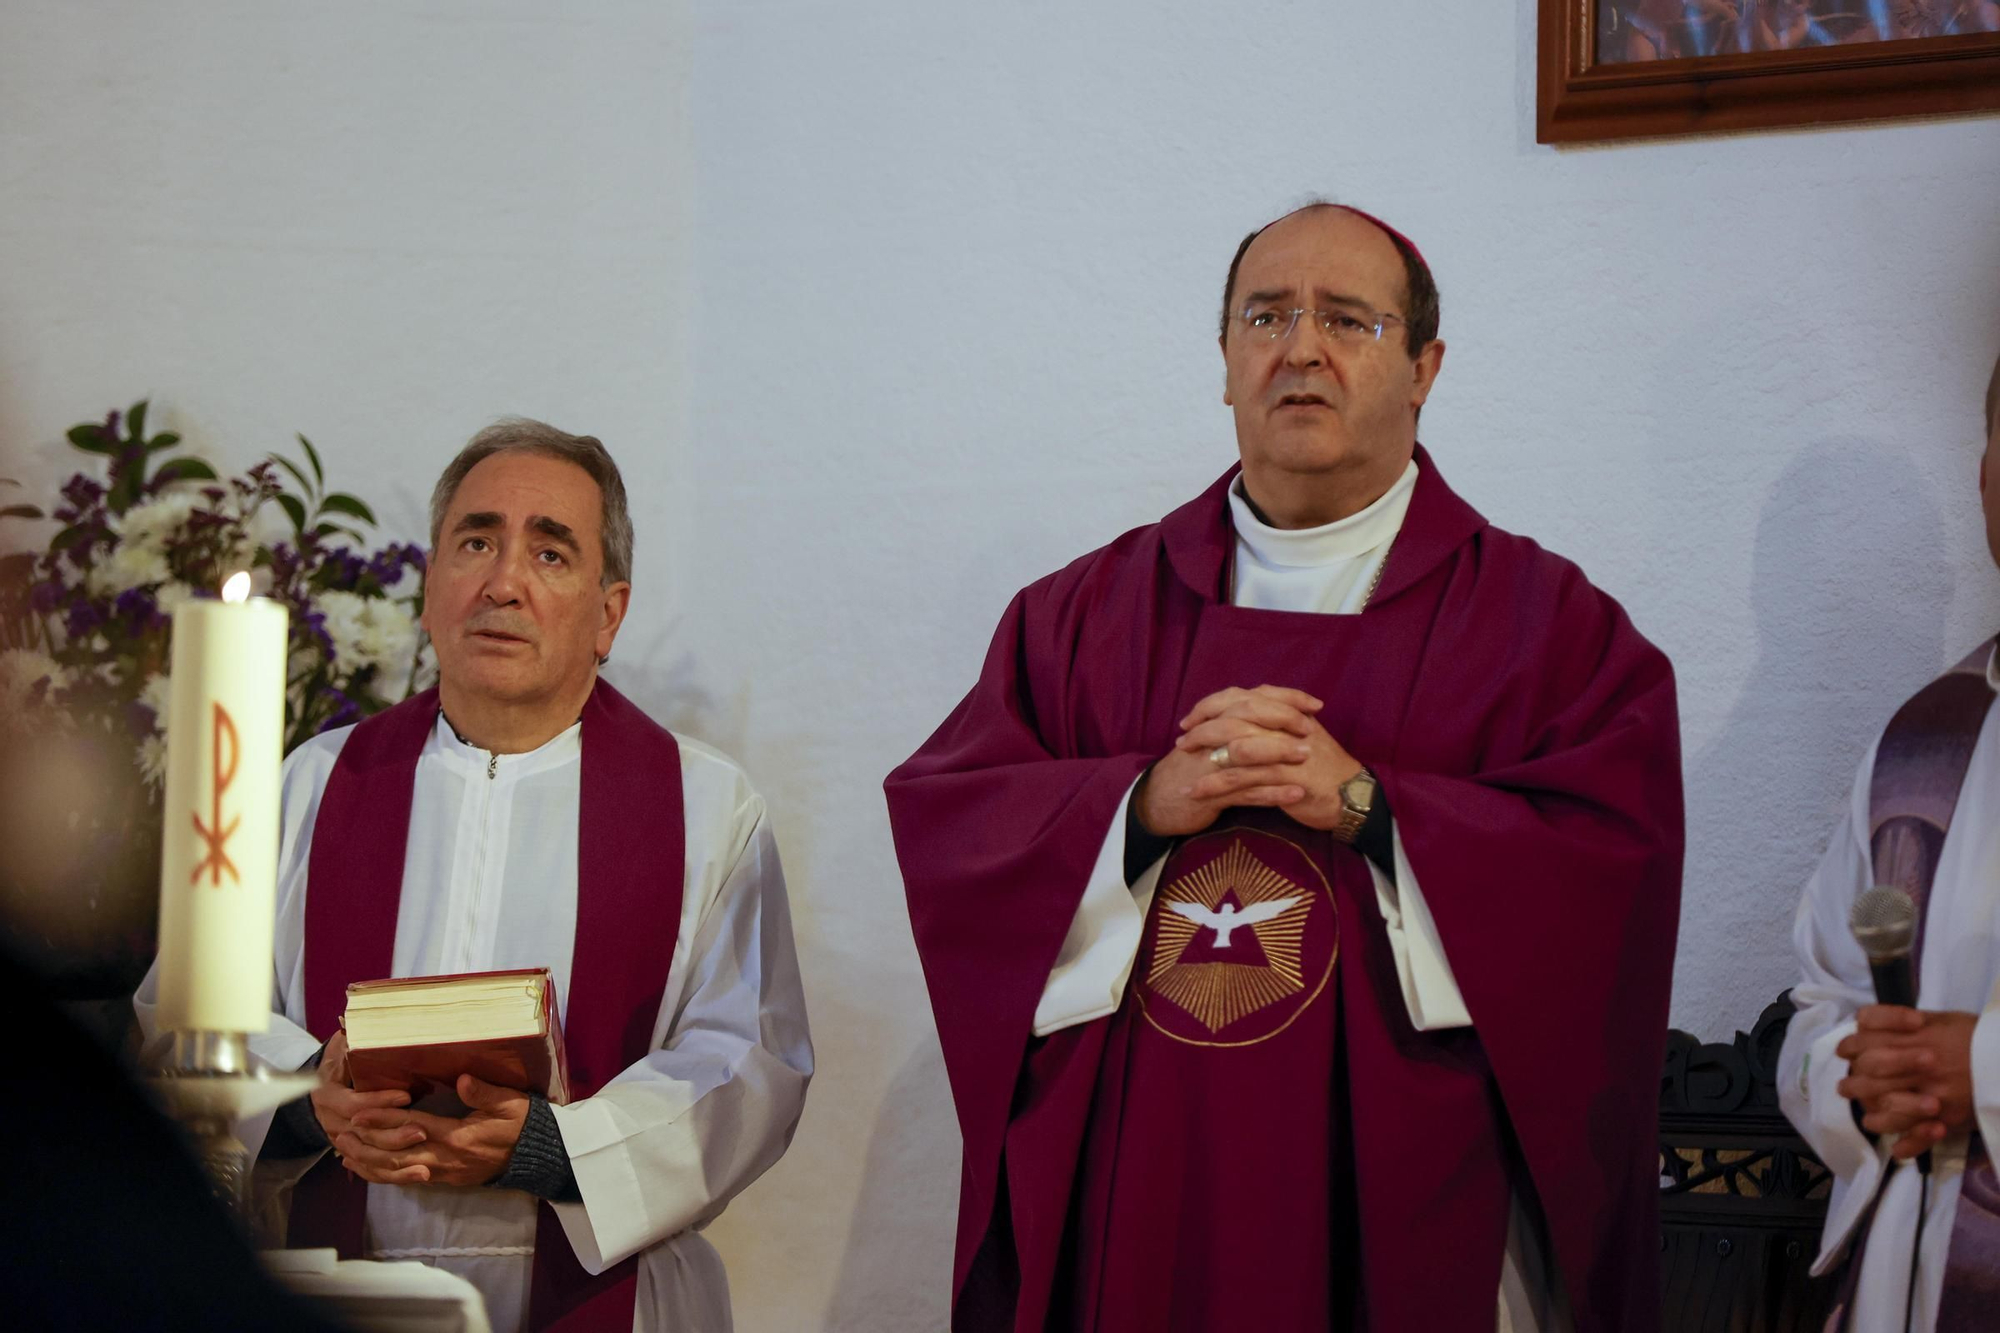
[1134,826,1338,1048]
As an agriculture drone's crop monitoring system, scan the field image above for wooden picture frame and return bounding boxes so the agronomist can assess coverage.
[1538,0,2000,143]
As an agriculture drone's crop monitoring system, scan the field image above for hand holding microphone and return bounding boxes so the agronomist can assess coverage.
[1836,888,1978,1169]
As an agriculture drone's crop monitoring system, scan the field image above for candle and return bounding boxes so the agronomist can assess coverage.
[154,573,289,1033]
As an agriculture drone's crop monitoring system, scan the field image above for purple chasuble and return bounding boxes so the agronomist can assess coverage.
[290,680,685,1333]
[1828,640,2000,1333]
[886,449,1684,1332]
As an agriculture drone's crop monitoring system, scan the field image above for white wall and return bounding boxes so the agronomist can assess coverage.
[6,3,2000,1330]
[0,0,695,629]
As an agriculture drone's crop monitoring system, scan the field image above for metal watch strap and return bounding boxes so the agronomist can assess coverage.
[1332,767,1376,845]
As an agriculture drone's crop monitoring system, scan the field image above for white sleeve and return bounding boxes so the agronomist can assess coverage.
[1972,983,2000,1154]
[1369,822,1472,1031]
[1031,772,1168,1038]
[1032,768,1168,1040]
[1777,744,1887,1270]
[549,802,813,1271]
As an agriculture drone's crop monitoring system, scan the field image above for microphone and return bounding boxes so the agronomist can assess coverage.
[1850,887,1917,1008]
[1848,886,1930,1174]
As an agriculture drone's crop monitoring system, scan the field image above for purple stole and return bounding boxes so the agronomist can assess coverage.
[1831,639,2000,1332]
[288,681,685,1333]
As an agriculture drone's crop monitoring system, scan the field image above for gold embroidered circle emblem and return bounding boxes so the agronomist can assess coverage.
[1133,826,1337,1048]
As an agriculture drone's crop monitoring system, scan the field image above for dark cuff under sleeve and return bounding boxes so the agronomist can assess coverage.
[261,1045,331,1160]
[492,1094,582,1203]
[1351,783,1396,882]
[1124,768,1177,887]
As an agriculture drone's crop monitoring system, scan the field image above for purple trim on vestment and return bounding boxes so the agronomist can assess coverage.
[1849,640,2000,1332]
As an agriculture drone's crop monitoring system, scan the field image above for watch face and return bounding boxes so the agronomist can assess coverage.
[1342,773,1376,808]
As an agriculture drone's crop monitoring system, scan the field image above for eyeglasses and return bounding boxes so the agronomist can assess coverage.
[1234,304,1406,346]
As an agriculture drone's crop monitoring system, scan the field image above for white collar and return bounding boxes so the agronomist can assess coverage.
[1228,459,1420,567]
[430,710,582,778]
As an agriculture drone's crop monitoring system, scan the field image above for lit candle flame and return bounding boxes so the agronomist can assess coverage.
[221,571,253,604]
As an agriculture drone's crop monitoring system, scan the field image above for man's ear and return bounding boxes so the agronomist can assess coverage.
[1409,340,1446,411]
[1220,332,1233,407]
[595,581,632,662]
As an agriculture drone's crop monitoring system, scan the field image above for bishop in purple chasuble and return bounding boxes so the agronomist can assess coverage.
[292,679,684,1333]
[886,452,1684,1331]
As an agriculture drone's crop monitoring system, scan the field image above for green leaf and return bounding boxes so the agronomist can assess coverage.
[317,492,376,525]
[0,504,43,520]
[150,458,219,485]
[108,469,144,515]
[311,523,367,544]
[145,431,184,453]
[51,524,93,551]
[126,400,148,443]
[275,493,308,535]
[270,452,315,496]
[298,434,324,486]
[67,424,115,454]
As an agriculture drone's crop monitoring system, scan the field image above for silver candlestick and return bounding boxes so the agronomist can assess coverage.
[150,1030,317,1220]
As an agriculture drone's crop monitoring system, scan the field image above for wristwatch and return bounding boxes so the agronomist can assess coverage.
[1331,767,1377,845]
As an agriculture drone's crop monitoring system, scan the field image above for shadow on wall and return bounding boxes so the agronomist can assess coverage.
[1687,433,1957,1021]
[821,1036,960,1332]
[602,621,742,749]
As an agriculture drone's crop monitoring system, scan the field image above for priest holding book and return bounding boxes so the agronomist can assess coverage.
[137,418,814,1332]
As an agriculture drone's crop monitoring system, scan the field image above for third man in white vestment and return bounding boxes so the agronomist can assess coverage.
[1780,353,2000,1332]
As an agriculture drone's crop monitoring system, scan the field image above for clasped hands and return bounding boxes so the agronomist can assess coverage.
[310,1031,531,1187]
[1835,1005,1978,1161]
[1136,684,1364,837]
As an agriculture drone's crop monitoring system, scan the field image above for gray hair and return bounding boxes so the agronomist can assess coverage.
[428,418,634,587]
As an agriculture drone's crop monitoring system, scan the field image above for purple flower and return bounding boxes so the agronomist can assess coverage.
[112,587,165,632]
[368,542,427,585]
[48,517,111,568]
[298,608,334,658]
[317,688,362,734]
[29,578,65,614]
[126,701,157,739]
[60,474,105,510]
[65,599,103,637]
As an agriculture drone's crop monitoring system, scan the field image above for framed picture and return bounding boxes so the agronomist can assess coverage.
[1538,1,2000,142]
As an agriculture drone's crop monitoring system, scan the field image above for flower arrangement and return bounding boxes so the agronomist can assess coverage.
[0,402,430,995]
[0,400,431,774]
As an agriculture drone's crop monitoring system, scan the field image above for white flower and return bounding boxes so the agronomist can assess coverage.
[86,542,172,597]
[315,590,419,683]
[371,600,420,679]
[136,734,167,789]
[89,491,201,594]
[0,648,65,725]
[315,590,371,677]
[155,581,194,616]
[140,671,172,737]
[114,491,204,553]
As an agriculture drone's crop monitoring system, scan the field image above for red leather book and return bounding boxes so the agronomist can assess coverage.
[343,967,569,1106]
